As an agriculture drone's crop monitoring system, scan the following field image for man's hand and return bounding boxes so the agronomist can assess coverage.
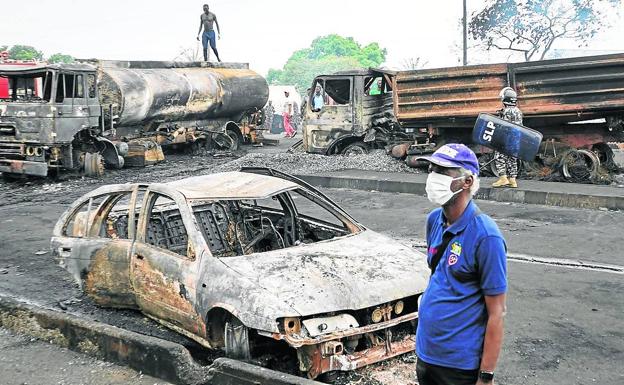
[196,36,200,41]
[218,34,221,40]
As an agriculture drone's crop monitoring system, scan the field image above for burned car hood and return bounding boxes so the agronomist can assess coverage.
[218,230,430,317]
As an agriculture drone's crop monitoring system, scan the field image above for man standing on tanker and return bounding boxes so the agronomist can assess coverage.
[196,4,222,62]
[492,87,522,188]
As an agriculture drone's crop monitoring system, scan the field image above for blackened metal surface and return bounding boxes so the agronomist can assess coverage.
[98,66,268,126]
[394,53,624,129]
[510,53,624,119]
[394,63,508,124]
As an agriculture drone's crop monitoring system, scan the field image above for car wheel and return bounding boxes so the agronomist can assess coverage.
[224,317,251,360]
[341,141,368,156]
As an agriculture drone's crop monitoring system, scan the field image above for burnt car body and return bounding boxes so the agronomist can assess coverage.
[51,168,429,379]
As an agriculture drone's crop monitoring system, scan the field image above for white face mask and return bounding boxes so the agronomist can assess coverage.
[425,171,465,206]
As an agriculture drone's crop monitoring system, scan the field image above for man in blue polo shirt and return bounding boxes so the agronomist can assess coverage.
[415,144,508,385]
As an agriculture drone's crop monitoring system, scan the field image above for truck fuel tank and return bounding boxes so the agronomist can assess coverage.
[97,63,268,126]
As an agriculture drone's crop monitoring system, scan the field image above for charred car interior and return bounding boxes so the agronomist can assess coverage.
[51,168,430,380]
[95,186,354,259]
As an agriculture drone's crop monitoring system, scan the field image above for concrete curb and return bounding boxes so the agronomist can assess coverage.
[0,296,320,385]
[295,174,624,211]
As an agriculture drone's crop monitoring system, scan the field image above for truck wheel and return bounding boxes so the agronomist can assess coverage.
[317,371,338,383]
[341,141,368,156]
[83,152,104,177]
[1,173,23,182]
[226,128,241,151]
[224,317,251,360]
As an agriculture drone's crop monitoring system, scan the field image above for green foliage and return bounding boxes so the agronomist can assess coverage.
[469,0,620,61]
[267,34,386,93]
[0,45,8,52]
[7,45,43,61]
[48,53,74,64]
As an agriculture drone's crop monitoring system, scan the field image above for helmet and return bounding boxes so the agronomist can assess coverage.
[499,87,518,106]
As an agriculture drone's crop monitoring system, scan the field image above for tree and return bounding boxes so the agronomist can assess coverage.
[267,34,387,93]
[469,0,620,61]
[8,45,43,61]
[0,45,7,52]
[48,53,74,64]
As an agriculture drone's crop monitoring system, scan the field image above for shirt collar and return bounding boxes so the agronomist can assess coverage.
[438,200,477,235]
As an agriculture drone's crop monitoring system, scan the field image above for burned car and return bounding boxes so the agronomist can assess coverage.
[51,168,430,379]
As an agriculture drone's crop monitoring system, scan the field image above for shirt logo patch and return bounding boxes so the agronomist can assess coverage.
[448,254,459,266]
[450,241,462,256]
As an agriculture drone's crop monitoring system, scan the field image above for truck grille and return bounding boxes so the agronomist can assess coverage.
[0,142,25,160]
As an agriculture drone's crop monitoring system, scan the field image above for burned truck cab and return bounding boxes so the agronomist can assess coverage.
[0,63,106,177]
[302,69,412,155]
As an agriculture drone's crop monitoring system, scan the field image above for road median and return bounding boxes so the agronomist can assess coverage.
[0,295,320,385]
[295,170,624,211]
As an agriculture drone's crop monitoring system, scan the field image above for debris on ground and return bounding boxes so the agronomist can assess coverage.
[209,150,421,175]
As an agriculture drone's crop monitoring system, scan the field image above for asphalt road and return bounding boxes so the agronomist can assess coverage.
[332,188,624,385]
[0,148,622,385]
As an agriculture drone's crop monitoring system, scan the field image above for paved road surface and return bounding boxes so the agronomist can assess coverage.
[0,152,622,385]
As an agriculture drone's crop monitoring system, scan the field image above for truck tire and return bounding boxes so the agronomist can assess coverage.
[83,152,104,177]
[318,371,338,383]
[1,172,23,182]
[341,141,369,156]
[225,128,241,151]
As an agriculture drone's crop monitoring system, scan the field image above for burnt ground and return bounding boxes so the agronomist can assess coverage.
[1,143,623,385]
[0,147,420,385]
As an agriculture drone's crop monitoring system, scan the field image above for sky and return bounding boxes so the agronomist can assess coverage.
[2,0,624,76]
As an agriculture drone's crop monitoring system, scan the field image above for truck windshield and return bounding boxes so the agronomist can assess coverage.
[0,71,52,102]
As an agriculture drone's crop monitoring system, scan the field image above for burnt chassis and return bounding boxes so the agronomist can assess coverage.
[51,168,424,379]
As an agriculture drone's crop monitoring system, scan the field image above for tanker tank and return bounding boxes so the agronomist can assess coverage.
[94,61,269,126]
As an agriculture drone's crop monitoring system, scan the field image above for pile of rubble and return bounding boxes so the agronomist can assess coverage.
[210,150,421,175]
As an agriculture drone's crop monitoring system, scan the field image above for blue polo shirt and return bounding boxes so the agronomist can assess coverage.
[416,200,507,370]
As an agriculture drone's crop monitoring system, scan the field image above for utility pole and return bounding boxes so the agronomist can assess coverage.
[463,0,468,65]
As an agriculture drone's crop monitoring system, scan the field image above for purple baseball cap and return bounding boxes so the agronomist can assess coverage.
[416,143,479,176]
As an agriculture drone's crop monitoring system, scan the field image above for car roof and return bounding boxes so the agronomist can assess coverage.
[165,171,300,200]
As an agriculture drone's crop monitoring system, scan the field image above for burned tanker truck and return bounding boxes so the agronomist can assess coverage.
[0,60,268,177]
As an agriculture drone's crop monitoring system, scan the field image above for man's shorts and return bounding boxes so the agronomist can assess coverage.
[202,30,217,50]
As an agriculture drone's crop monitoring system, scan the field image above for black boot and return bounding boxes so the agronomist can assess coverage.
[203,48,208,62]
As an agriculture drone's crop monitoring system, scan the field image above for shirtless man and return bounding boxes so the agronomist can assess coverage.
[196,4,221,62]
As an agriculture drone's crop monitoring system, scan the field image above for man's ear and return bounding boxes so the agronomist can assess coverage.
[463,175,474,190]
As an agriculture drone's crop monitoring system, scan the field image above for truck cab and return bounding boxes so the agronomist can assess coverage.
[302,69,415,155]
[0,63,105,177]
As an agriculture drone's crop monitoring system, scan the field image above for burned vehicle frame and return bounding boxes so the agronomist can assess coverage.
[0,61,268,178]
[51,168,429,379]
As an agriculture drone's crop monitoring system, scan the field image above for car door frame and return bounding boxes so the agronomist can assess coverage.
[51,184,141,308]
[130,184,209,337]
